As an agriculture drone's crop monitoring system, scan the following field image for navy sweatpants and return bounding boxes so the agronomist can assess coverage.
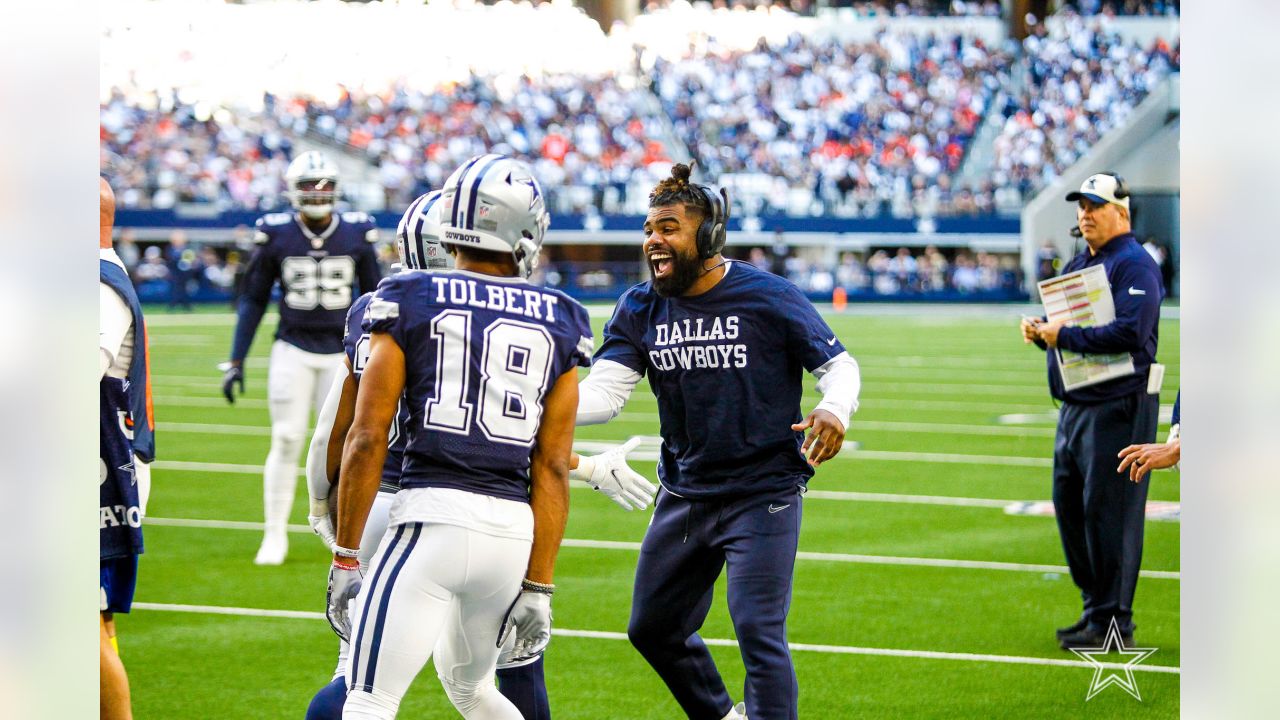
[628,487,802,720]
[1052,391,1159,633]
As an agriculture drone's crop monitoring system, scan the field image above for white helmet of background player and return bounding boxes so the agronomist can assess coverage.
[438,154,549,279]
[285,151,340,220]
[395,190,449,271]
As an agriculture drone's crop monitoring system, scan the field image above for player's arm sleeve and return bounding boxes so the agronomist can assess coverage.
[99,283,132,379]
[579,298,643,425]
[307,361,355,506]
[356,233,383,295]
[1056,261,1161,355]
[578,360,642,426]
[810,351,861,432]
[230,242,276,363]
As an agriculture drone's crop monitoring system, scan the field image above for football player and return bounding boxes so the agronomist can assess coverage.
[325,155,587,719]
[221,151,383,565]
[304,190,656,720]
[100,177,156,720]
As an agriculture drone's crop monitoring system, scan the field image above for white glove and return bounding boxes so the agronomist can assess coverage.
[498,591,552,663]
[308,498,338,553]
[570,437,658,511]
[326,558,364,642]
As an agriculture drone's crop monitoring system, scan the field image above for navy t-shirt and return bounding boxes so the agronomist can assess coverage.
[595,261,845,499]
[345,292,409,493]
[238,211,382,356]
[364,270,593,503]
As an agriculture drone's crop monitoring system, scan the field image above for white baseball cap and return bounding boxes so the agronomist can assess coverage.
[1065,173,1130,211]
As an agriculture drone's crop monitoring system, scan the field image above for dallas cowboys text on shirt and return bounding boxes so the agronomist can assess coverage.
[649,315,747,371]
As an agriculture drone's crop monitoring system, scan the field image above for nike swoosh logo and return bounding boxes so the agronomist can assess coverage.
[826,337,837,346]
[1128,287,1146,296]
[768,504,790,513]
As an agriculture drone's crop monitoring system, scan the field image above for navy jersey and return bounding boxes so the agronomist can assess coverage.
[345,292,409,493]
[1047,233,1162,404]
[364,270,593,503]
[232,211,382,359]
[596,261,845,499]
[101,378,144,561]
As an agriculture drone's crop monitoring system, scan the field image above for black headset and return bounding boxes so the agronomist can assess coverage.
[1104,171,1130,200]
[691,183,730,260]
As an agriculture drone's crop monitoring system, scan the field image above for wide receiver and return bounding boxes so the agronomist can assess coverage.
[326,154,641,719]
[304,188,655,719]
[222,151,382,565]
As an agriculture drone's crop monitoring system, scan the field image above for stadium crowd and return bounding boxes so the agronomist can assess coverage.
[653,29,1011,218]
[100,5,1177,220]
[300,75,671,216]
[989,15,1179,206]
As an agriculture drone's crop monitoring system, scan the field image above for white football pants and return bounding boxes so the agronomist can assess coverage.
[343,520,531,719]
[264,340,343,541]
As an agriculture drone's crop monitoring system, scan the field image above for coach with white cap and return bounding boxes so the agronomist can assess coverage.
[1019,172,1164,650]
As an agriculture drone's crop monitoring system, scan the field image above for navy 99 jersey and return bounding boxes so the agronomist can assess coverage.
[595,261,845,499]
[364,270,594,503]
[243,211,382,355]
[345,292,409,494]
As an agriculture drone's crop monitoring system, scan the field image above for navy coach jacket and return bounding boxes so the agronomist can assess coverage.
[1045,233,1163,404]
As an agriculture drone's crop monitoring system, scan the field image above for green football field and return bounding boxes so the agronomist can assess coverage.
[123,304,1180,718]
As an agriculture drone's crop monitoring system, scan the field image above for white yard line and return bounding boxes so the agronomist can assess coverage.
[130,601,1179,675]
[141,517,1178,580]
[155,419,1056,439]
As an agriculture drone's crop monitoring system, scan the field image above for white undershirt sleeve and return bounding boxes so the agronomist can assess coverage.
[810,351,861,432]
[307,367,349,509]
[99,283,133,380]
[576,359,642,426]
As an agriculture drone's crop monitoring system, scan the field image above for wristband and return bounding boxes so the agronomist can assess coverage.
[334,545,360,559]
[521,578,555,595]
[569,454,594,482]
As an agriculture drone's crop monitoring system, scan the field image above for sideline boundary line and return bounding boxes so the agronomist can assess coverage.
[142,517,1179,580]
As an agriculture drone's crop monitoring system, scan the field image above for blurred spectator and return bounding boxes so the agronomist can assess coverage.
[1061,0,1179,16]
[134,246,169,283]
[116,229,140,276]
[1037,239,1061,281]
[165,230,197,311]
[769,231,790,276]
[748,247,771,272]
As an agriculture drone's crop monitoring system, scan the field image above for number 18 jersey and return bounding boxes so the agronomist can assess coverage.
[364,269,593,503]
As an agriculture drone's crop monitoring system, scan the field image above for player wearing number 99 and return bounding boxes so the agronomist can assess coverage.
[222,151,382,566]
[330,155,590,719]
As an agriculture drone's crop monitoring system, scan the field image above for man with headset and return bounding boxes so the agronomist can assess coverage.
[1020,172,1163,650]
[563,163,862,720]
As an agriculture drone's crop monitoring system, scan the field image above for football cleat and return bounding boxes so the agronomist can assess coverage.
[254,532,288,566]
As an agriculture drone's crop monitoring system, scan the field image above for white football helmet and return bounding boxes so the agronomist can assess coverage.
[285,151,340,220]
[395,190,449,270]
[438,154,550,278]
